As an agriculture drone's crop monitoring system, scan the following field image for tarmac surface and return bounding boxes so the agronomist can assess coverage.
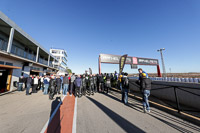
[0,89,200,133]
[0,90,63,133]
[77,90,200,133]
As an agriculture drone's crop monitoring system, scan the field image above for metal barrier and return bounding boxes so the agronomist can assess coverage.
[130,77,200,83]
[129,79,200,113]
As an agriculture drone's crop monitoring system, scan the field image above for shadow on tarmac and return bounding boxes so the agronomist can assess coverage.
[46,97,61,133]
[86,96,145,133]
[105,90,200,132]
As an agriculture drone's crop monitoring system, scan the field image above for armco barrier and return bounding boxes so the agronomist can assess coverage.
[131,77,200,83]
[129,79,200,112]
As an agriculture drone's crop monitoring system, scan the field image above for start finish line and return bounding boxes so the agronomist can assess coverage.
[98,54,162,77]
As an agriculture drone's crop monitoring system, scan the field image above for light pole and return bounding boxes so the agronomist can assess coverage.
[157,48,166,77]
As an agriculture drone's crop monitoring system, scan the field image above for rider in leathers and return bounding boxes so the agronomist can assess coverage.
[81,75,87,96]
[49,75,56,100]
[89,74,94,95]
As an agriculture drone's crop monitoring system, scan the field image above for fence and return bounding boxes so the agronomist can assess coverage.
[129,77,200,84]
[129,79,200,113]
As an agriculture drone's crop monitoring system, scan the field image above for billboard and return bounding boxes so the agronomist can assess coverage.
[100,54,132,64]
[100,54,158,65]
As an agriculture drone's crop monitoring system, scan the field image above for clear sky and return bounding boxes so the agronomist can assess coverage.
[1,0,200,74]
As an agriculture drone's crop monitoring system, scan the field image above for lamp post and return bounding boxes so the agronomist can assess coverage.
[157,48,166,77]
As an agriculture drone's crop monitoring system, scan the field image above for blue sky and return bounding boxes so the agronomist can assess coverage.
[1,0,200,74]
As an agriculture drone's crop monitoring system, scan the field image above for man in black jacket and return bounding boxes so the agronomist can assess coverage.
[26,75,32,95]
[106,74,111,94]
[121,73,129,105]
[89,74,94,95]
[81,75,87,96]
[93,74,97,93]
[49,75,56,100]
[56,76,62,94]
[140,73,152,113]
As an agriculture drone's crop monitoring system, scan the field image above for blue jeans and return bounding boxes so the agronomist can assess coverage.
[70,82,74,95]
[122,88,128,104]
[60,83,63,92]
[44,84,49,95]
[63,84,69,95]
[119,83,122,91]
[18,83,23,91]
[26,84,31,95]
[142,90,150,110]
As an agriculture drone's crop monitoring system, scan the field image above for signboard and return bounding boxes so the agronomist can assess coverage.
[100,54,132,64]
[137,58,158,65]
[131,64,138,69]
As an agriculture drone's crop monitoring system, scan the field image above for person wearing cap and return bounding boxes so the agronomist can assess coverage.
[140,73,152,113]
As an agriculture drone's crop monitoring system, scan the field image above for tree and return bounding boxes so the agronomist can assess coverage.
[67,68,72,74]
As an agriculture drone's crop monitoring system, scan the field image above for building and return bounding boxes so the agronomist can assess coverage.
[0,11,58,93]
[50,48,68,75]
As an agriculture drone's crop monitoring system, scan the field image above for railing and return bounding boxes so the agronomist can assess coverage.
[0,40,8,51]
[129,79,200,114]
[130,77,200,84]
[38,57,48,66]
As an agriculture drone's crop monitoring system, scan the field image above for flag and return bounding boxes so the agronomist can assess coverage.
[119,54,128,74]
[89,68,92,75]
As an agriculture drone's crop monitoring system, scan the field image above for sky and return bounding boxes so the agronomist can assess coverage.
[1,0,200,74]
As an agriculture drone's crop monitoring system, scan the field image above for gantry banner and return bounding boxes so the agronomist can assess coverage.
[100,54,158,65]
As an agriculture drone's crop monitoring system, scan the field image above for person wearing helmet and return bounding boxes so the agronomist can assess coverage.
[138,68,148,81]
[140,73,151,113]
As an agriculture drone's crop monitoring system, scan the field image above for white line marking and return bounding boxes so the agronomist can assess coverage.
[72,97,78,133]
[40,95,66,133]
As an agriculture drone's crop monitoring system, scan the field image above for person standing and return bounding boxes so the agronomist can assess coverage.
[106,73,111,94]
[138,68,148,81]
[98,74,104,93]
[40,76,44,92]
[18,76,24,91]
[121,73,129,105]
[63,74,69,96]
[140,73,151,113]
[118,74,123,91]
[74,75,82,97]
[49,75,56,100]
[26,75,32,95]
[43,75,50,95]
[81,75,87,96]
[89,74,94,95]
[70,73,76,96]
[60,75,64,94]
[56,76,62,94]
[32,75,38,93]
[93,74,97,93]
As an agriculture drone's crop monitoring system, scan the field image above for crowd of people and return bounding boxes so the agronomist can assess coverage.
[17,68,152,113]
